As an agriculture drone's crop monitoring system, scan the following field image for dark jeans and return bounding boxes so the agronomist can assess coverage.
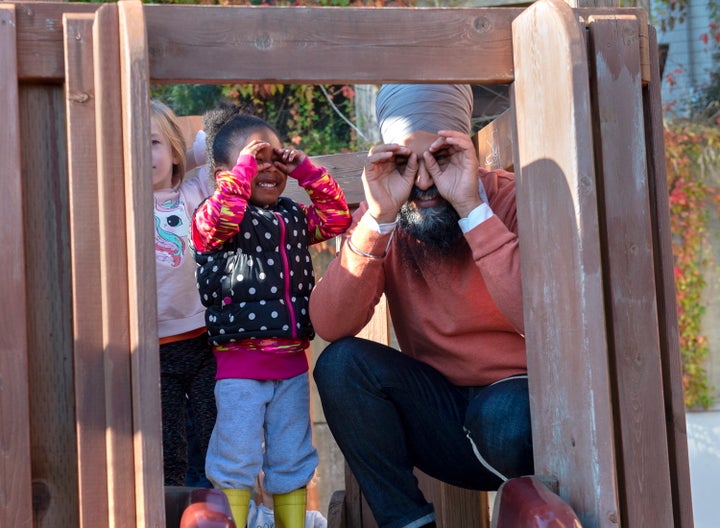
[313,337,534,528]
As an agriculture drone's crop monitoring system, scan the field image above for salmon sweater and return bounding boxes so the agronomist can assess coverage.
[309,168,526,387]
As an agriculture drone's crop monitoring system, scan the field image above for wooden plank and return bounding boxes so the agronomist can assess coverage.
[475,109,514,170]
[145,5,523,84]
[510,0,620,526]
[15,1,97,81]
[576,7,651,83]
[643,26,694,528]
[20,77,78,528]
[416,471,489,528]
[588,15,674,527]
[177,114,203,149]
[63,12,110,527]
[14,4,650,85]
[0,5,33,527]
[117,2,165,526]
[93,4,137,525]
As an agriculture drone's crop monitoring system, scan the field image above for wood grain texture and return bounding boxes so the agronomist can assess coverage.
[0,5,33,528]
[21,83,78,528]
[93,4,137,525]
[475,109,514,170]
[588,15,674,527]
[298,151,368,207]
[643,26,695,528]
[511,0,620,525]
[118,1,165,526]
[145,5,522,84]
[64,12,111,526]
[15,1,97,81]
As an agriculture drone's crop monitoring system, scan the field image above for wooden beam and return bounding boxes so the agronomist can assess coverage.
[63,11,111,526]
[511,0,620,525]
[93,4,137,524]
[588,14,674,527]
[14,3,651,85]
[145,5,523,84]
[476,108,514,170]
[118,1,165,526]
[15,2,98,81]
[0,5,33,527]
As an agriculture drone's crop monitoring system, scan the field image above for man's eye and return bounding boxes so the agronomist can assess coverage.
[394,156,409,173]
[433,152,450,168]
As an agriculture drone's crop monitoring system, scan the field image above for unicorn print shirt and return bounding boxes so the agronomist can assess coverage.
[155,169,214,340]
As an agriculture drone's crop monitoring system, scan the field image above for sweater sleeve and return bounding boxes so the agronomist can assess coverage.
[465,168,524,333]
[309,204,390,342]
[292,158,352,244]
[191,154,254,253]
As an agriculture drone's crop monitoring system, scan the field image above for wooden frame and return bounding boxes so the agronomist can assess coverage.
[3,1,692,526]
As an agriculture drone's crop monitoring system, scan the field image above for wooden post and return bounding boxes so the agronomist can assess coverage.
[94,4,138,524]
[64,11,110,526]
[0,4,33,526]
[512,1,620,525]
[587,14,674,526]
[118,1,165,526]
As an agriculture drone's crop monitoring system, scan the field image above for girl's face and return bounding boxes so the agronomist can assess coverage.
[151,117,178,191]
[234,130,287,208]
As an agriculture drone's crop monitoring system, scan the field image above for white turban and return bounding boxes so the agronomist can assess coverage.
[375,84,474,144]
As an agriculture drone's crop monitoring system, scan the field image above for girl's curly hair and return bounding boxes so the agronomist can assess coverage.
[203,102,279,174]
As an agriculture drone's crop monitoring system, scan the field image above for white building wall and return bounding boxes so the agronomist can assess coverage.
[654,0,716,117]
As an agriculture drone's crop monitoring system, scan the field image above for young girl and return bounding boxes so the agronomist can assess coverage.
[191,105,351,528]
[151,99,217,487]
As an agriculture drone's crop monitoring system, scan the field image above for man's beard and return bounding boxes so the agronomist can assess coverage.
[396,186,466,266]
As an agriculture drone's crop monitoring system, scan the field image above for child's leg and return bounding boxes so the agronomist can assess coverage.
[273,487,306,528]
[159,341,190,486]
[206,379,270,525]
[263,373,319,528]
[222,488,252,527]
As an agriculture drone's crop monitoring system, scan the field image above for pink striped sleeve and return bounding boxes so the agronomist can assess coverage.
[292,158,352,244]
[191,155,255,253]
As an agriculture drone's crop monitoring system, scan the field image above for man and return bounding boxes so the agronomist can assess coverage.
[310,84,533,528]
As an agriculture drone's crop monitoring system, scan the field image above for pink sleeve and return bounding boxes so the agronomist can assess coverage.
[191,154,255,253]
[292,158,352,244]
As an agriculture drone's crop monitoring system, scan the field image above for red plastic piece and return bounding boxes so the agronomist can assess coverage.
[494,476,583,528]
[179,488,236,528]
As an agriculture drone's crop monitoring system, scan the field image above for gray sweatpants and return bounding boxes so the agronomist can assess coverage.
[206,374,318,494]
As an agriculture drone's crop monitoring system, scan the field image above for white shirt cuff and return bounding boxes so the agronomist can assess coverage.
[458,203,493,233]
[361,211,398,234]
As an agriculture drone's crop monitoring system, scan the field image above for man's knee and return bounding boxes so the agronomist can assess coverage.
[312,336,359,388]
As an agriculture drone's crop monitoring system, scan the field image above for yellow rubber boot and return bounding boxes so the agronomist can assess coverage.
[273,487,307,528]
[222,488,252,528]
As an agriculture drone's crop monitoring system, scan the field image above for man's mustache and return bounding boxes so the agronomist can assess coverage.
[409,186,441,202]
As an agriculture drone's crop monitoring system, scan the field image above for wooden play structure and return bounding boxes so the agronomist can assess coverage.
[2,0,693,526]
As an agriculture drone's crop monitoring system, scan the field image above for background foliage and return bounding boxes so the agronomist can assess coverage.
[665,121,720,409]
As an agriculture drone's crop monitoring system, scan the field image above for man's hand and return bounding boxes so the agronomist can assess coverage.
[362,144,416,223]
[424,130,482,218]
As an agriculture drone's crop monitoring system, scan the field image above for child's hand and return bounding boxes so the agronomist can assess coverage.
[273,147,307,178]
[238,139,271,163]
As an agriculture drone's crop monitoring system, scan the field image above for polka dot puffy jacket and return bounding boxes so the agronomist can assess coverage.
[195,197,315,346]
